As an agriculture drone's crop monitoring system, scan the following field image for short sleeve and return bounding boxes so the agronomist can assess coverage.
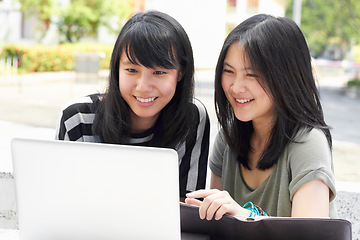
[209,131,227,177]
[288,128,336,201]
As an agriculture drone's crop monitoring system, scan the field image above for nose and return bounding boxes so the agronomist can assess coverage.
[231,77,247,94]
[136,72,153,92]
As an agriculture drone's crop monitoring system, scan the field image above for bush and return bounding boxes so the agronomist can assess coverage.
[347,78,360,87]
[0,44,24,58]
[0,43,113,73]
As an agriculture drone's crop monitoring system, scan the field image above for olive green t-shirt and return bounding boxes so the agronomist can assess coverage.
[209,128,337,217]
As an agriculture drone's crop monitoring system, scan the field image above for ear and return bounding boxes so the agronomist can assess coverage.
[177,70,184,82]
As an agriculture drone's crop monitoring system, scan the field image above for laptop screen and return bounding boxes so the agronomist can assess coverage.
[11,138,180,240]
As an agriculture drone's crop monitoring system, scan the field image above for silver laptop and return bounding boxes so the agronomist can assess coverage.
[11,138,181,240]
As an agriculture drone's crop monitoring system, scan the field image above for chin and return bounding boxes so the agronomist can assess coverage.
[234,115,252,122]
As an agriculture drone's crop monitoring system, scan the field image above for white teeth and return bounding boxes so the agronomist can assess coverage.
[236,99,252,103]
[136,97,156,103]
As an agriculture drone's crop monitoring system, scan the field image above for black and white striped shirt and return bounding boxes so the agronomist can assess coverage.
[55,94,210,198]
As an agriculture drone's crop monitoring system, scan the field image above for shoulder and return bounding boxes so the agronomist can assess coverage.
[214,130,227,147]
[185,98,210,130]
[285,127,332,172]
[211,131,230,160]
[191,98,209,119]
[294,127,328,142]
[209,130,232,177]
[56,94,102,141]
[58,94,102,129]
[60,94,102,118]
[61,93,101,110]
[290,128,330,152]
[285,128,336,202]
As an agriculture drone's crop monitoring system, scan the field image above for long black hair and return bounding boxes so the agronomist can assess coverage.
[93,10,195,147]
[215,14,332,170]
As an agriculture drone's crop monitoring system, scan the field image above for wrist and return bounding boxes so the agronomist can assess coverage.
[242,201,269,217]
[235,206,252,217]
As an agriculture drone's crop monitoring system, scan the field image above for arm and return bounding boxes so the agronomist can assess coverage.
[185,130,251,220]
[55,110,68,140]
[291,179,329,217]
[179,99,210,200]
[210,171,222,190]
[55,95,98,141]
[185,171,250,220]
[289,129,334,217]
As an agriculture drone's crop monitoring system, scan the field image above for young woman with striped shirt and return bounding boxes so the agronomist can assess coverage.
[56,10,210,201]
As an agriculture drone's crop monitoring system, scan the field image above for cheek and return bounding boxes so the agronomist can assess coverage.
[265,96,274,111]
[221,77,230,95]
[118,74,132,95]
[118,78,125,95]
[118,82,132,102]
[162,77,178,98]
[221,78,224,89]
[254,84,269,99]
[258,89,274,111]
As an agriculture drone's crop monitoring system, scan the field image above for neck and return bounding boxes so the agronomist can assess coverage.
[249,119,273,167]
[130,111,159,134]
[252,121,271,147]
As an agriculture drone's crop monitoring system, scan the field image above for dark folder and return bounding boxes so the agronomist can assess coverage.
[180,203,352,240]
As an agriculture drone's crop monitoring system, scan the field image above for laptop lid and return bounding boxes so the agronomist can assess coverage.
[11,138,180,240]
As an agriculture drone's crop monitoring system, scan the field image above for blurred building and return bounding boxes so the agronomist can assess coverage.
[1,0,288,68]
[226,0,288,31]
[143,0,288,69]
[0,0,23,44]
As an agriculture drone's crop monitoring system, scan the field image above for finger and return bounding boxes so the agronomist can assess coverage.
[214,204,232,220]
[205,197,230,220]
[199,191,229,220]
[186,189,220,199]
[184,198,202,207]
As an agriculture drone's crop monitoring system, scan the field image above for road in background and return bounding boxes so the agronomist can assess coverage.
[0,70,359,184]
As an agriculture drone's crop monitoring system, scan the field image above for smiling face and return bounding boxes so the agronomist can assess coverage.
[119,51,179,133]
[221,43,274,126]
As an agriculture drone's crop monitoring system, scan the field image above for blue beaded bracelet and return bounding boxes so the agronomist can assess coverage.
[242,201,269,217]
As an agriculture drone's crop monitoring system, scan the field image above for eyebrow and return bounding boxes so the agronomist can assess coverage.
[122,59,142,68]
[121,59,135,65]
[223,62,234,69]
[223,61,253,71]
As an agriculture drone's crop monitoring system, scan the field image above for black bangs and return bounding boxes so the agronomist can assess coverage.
[122,22,180,70]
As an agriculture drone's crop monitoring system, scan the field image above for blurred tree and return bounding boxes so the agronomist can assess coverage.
[286,0,360,59]
[18,0,133,43]
[57,0,133,43]
[18,0,55,29]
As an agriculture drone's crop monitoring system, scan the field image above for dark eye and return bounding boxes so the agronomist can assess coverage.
[126,68,137,73]
[223,69,233,74]
[247,73,257,77]
[154,70,166,75]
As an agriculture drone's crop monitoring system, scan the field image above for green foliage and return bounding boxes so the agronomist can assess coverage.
[57,1,99,43]
[18,0,55,24]
[57,0,132,43]
[0,45,24,58]
[347,79,360,86]
[17,0,133,43]
[1,43,113,73]
[97,0,133,34]
[286,0,360,58]
[17,0,56,41]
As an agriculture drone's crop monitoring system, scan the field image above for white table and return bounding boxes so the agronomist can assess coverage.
[0,229,19,240]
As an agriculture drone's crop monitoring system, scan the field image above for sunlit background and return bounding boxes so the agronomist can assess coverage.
[1,0,359,202]
[1,0,360,180]
[0,0,360,233]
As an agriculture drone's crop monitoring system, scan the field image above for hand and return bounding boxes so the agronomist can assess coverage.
[185,189,250,220]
